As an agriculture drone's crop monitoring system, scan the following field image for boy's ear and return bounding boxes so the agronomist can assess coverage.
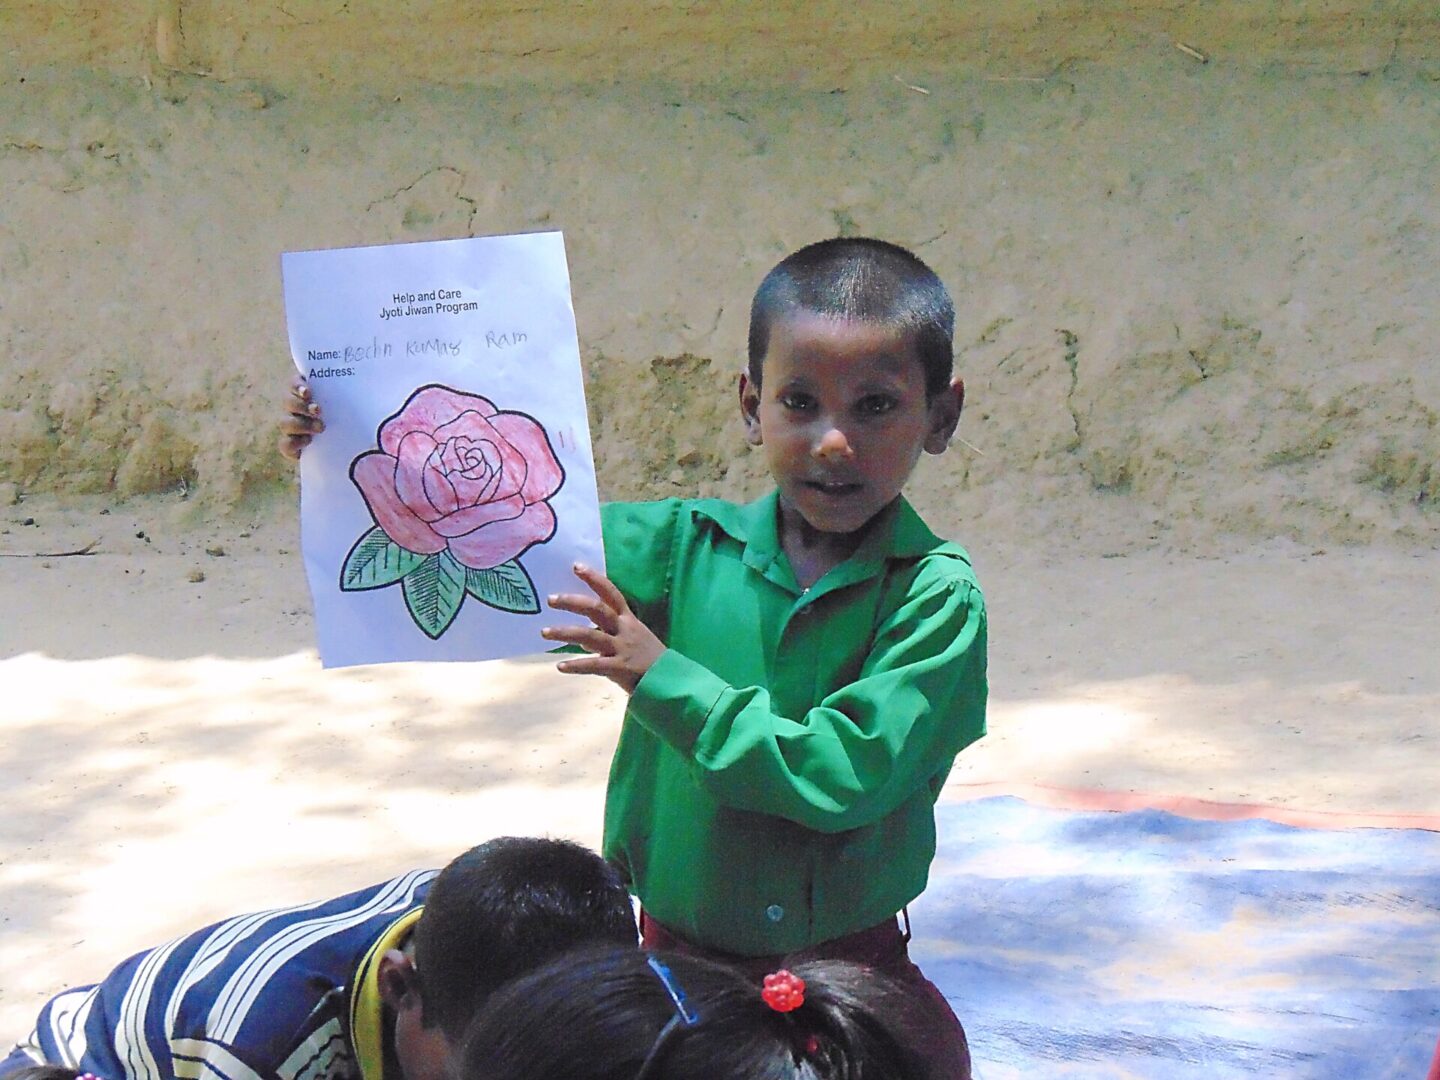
[738,371,763,446]
[377,950,421,1012]
[923,377,965,455]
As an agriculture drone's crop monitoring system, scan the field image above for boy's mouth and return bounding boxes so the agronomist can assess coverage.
[804,479,863,497]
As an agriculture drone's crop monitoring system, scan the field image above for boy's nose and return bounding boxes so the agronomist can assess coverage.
[814,425,855,460]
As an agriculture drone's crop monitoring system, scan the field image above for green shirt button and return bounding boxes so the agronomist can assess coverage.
[766,904,785,922]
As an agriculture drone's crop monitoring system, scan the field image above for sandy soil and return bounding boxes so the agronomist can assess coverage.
[2,490,1436,1037]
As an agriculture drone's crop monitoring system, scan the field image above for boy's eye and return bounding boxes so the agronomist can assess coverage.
[857,395,898,416]
[779,392,816,412]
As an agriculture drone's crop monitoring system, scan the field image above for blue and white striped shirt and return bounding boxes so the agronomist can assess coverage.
[28,870,435,1080]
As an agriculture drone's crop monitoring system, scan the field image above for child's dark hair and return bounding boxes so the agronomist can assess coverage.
[411,837,637,1040]
[747,237,956,399]
[459,946,928,1080]
[2,1067,88,1080]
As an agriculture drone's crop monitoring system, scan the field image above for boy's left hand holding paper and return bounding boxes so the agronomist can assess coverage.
[544,563,665,693]
[278,377,324,461]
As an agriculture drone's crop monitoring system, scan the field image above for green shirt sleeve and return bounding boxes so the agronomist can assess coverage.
[626,570,987,834]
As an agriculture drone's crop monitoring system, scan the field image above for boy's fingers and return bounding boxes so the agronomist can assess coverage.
[280,379,320,462]
[556,657,598,676]
[555,655,634,688]
[546,593,620,634]
[571,564,628,613]
[540,625,616,655]
[279,414,324,435]
[286,381,321,413]
[278,433,309,461]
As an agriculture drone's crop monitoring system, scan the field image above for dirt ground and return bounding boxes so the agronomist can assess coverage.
[2,490,1436,1036]
[1,0,1438,1052]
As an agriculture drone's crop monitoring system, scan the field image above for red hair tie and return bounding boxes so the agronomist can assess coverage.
[761,969,806,1012]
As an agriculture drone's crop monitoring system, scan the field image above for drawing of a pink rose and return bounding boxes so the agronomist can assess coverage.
[351,384,563,570]
[340,384,565,639]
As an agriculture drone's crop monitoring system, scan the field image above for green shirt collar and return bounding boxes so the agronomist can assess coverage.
[690,491,947,598]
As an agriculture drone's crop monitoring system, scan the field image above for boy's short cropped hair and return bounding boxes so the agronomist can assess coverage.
[412,836,637,1039]
[747,237,956,398]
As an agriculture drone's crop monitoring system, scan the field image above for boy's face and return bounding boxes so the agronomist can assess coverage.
[740,311,963,541]
[379,951,456,1080]
[392,997,454,1080]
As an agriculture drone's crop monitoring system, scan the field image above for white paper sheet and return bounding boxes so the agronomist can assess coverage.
[282,231,603,668]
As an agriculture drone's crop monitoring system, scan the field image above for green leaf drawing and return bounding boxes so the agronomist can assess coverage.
[402,552,467,639]
[340,528,427,591]
[465,559,540,614]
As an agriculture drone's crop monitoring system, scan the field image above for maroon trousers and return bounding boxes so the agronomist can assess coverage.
[640,910,971,1080]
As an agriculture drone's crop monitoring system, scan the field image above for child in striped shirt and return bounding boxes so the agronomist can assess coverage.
[2,837,636,1080]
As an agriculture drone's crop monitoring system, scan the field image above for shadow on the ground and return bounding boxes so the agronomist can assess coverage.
[0,649,620,1029]
[3,542,1437,1033]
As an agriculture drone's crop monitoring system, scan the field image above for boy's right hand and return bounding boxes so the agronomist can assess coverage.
[278,377,324,461]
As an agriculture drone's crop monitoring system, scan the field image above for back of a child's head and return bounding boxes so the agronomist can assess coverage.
[458,946,928,1080]
[748,237,956,397]
[2,1067,90,1080]
[411,836,637,1040]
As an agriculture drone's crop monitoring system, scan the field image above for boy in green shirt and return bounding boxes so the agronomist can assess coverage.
[280,237,985,1079]
[542,238,985,1079]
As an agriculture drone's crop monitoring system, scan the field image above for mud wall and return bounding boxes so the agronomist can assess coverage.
[1,3,1437,548]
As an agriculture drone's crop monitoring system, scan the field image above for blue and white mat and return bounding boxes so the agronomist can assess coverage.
[912,797,1440,1080]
